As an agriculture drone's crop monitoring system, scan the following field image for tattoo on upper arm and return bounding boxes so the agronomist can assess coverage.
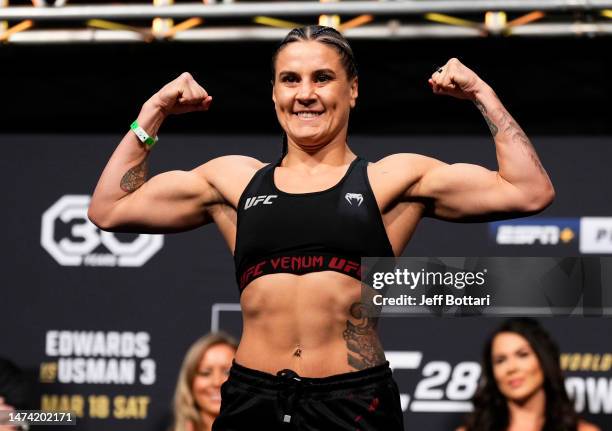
[120,159,148,192]
[474,100,499,136]
[343,302,385,370]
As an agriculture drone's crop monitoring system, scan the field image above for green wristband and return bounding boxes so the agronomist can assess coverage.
[130,120,158,148]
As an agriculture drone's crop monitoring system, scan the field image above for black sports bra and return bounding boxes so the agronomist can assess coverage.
[233,156,394,293]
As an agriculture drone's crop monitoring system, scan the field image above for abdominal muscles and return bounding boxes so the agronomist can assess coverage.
[235,271,386,377]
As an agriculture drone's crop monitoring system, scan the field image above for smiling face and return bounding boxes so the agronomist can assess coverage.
[191,343,235,417]
[491,332,545,403]
[272,40,358,149]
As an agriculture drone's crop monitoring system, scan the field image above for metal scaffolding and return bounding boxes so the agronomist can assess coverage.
[1,0,612,42]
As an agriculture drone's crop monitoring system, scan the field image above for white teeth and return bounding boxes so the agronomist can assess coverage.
[296,112,321,118]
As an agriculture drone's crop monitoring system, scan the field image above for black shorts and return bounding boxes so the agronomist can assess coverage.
[212,361,404,431]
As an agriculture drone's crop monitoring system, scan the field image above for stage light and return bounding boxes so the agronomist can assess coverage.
[484,11,507,34]
[506,11,546,28]
[425,13,480,29]
[153,0,173,38]
[1,0,7,34]
[87,19,151,41]
[253,16,302,29]
[164,17,203,38]
[319,0,340,29]
[338,15,373,31]
[0,19,33,42]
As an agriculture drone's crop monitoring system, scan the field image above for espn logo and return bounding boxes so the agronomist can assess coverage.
[491,218,578,246]
[496,225,575,245]
[580,217,612,253]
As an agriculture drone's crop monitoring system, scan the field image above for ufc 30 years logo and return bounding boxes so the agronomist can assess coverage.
[41,195,163,267]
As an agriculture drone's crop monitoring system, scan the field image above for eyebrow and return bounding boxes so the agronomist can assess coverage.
[278,69,337,76]
[493,346,530,359]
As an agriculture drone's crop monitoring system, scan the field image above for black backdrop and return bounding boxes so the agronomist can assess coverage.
[1,37,610,135]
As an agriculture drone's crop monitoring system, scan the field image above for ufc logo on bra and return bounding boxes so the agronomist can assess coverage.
[244,195,278,210]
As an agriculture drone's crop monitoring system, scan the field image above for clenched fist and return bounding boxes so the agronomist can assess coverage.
[428,58,486,100]
[149,72,213,116]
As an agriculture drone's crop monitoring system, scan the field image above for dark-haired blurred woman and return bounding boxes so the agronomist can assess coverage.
[458,318,600,431]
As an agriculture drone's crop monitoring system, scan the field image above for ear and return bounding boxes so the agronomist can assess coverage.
[271,80,276,104]
[349,77,358,109]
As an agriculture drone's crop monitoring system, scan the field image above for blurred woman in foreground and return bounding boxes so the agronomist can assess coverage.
[459,318,599,431]
[172,333,237,431]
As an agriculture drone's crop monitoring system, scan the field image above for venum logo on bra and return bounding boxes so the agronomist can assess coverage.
[41,195,163,267]
[244,195,278,210]
[345,193,363,207]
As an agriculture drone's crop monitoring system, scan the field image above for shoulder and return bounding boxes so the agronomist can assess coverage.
[366,153,448,197]
[194,155,265,174]
[578,420,601,431]
[369,153,446,176]
[191,155,265,182]
[190,155,267,205]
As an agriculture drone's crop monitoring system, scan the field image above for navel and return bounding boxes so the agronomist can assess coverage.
[293,344,302,358]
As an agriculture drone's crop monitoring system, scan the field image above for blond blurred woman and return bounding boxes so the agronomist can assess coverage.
[171,333,237,431]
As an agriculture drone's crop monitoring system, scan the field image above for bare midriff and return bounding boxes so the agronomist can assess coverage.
[234,271,386,377]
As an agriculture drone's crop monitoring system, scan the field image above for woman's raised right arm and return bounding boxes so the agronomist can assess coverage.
[88,72,220,233]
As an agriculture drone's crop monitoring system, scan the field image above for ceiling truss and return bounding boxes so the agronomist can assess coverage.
[1,0,612,43]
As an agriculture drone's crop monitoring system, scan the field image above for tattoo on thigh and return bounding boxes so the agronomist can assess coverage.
[343,302,385,370]
[120,159,148,192]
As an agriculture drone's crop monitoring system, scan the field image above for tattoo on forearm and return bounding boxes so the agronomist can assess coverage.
[500,112,547,176]
[476,99,547,176]
[474,100,498,136]
[343,302,385,370]
[120,159,148,192]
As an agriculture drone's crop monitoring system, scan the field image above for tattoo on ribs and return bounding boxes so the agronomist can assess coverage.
[474,100,498,136]
[343,302,385,370]
[120,159,148,192]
